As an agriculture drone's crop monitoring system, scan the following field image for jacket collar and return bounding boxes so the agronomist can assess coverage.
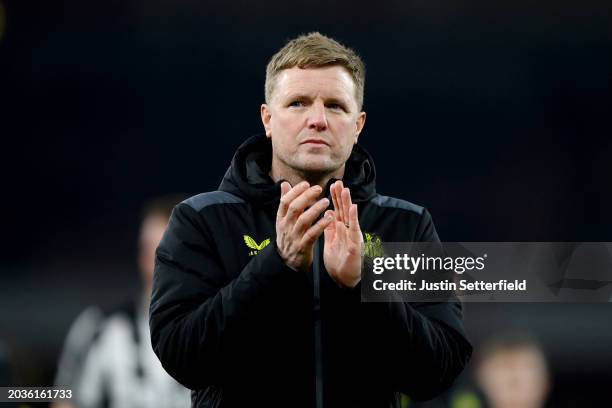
[219,134,377,206]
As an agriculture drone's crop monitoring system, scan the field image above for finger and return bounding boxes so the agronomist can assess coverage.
[341,187,351,225]
[335,180,346,223]
[281,181,291,197]
[285,185,323,221]
[330,181,342,222]
[302,212,334,247]
[277,182,290,223]
[278,182,291,218]
[338,187,345,223]
[293,197,330,233]
[323,210,336,242]
[348,203,362,240]
[278,181,310,218]
[334,219,347,246]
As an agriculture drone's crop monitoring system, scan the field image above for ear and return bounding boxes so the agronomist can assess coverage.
[261,104,272,138]
[353,111,366,144]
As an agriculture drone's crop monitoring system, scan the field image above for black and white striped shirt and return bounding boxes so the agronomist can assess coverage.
[55,299,191,408]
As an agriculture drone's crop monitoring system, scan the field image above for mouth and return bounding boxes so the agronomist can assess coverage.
[301,139,329,146]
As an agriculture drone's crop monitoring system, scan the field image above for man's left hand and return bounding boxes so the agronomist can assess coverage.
[323,180,364,288]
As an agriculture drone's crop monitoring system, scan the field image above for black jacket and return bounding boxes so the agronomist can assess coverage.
[150,135,472,408]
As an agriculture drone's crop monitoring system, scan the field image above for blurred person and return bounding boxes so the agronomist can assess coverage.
[0,340,9,385]
[150,32,472,408]
[0,340,19,408]
[476,333,550,408]
[52,196,190,408]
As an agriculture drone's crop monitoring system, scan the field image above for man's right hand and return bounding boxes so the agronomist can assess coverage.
[276,181,333,272]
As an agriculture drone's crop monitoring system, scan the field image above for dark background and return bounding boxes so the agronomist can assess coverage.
[1,0,611,406]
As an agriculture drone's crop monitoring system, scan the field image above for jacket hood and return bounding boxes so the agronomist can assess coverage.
[219,134,377,206]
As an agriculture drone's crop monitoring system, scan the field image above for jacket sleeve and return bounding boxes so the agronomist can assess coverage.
[362,209,472,401]
[376,300,471,401]
[149,202,294,390]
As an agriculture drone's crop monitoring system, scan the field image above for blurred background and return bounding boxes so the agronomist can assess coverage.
[1,0,611,406]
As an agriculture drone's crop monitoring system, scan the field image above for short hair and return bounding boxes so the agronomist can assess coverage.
[265,32,366,111]
[478,332,548,368]
[140,194,186,222]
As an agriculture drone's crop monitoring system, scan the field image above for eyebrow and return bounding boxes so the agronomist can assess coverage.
[285,94,349,106]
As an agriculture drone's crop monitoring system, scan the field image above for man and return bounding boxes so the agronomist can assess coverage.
[476,334,550,408]
[150,32,472,408]
[53,196,190,408]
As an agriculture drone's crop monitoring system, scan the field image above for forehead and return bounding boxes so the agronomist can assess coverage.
[486,348,543,367]
[273,66,356,103]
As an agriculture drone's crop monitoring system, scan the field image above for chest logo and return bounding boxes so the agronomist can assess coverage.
[363,232,384,259]
[244,235,271,256]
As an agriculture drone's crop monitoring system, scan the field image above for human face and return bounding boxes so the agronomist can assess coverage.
[478,349,549,408]
[261,66,366,180]
[138,214,169,295]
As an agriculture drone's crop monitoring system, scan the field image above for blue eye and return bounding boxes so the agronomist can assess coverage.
[327,103,345,111]
[289,101,304,107]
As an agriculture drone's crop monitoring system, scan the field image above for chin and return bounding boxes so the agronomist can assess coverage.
[296,161,338,175]
[285,152,341,175]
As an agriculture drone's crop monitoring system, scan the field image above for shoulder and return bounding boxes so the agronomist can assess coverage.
[82,303,140,357]
[181,191,245,212]
[58,306,107,361]
[55,304,130,385]
[366,194,438,242]
[369,194,426,216]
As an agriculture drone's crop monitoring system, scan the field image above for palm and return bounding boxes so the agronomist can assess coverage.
[323,181,363,288]
[324,220,363,287]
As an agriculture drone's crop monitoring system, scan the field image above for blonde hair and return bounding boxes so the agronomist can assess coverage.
[265,32,366,110]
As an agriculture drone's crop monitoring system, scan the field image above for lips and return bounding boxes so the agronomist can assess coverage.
[301,139,329,146]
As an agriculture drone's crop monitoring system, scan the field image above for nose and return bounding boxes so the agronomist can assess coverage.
[307,102,328,131]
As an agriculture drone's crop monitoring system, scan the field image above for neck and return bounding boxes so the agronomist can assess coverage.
[269,157,345,192]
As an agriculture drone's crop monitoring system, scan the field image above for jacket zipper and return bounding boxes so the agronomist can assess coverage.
[313,236,323,408]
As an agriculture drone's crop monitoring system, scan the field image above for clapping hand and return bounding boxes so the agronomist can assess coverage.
[323,180,364,288]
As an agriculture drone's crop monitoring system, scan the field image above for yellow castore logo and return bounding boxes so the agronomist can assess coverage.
[244,235,271,256]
